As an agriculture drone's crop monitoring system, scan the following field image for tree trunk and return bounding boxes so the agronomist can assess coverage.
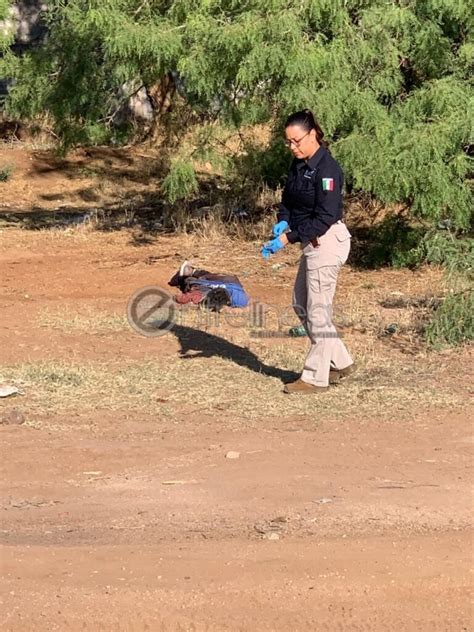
[145,72,177,142]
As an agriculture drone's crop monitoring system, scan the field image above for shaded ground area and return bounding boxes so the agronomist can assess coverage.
[0,142,416,269]
[0,219,472,630]
[0,145,160,214]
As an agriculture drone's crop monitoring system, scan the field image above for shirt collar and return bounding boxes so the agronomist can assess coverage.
[306,145,326,170]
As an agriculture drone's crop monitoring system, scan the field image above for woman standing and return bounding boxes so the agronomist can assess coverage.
[261,110,355,393]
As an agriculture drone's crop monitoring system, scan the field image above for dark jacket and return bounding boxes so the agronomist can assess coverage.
[277,145,344,244]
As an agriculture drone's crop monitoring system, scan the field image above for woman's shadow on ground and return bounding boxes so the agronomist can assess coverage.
[169,323,299,383]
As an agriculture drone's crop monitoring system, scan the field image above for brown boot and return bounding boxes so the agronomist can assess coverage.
[283,379,328,394]
[329,363,356,385]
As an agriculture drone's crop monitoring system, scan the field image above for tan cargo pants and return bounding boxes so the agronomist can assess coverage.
[293,221,353,387]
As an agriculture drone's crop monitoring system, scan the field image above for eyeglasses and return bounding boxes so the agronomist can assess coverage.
[284,130,311,147]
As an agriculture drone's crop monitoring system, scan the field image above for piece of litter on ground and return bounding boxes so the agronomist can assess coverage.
[0,385,22,398]
[263,532,280,541]
[289,325,306,337]
[313,498,334,504]
[161,480,198,485]
[225,451,240,459]
[83,471,103,476]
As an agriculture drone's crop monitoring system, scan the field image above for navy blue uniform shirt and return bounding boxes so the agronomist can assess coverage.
[277,145,344,244]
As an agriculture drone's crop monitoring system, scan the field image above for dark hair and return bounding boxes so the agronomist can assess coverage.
[285,109,328,149]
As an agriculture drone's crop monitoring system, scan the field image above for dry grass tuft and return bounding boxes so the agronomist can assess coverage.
[3,350,464,427]
[37,307,128,333]
[165,206,275,244]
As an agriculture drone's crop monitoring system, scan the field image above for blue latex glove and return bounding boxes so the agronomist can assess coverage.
[261,236,285,259]
[272,220,289,237]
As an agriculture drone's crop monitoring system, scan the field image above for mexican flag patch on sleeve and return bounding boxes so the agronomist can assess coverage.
[322,177,334,191]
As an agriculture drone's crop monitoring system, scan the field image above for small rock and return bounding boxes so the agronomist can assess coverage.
[225,451,240,460]
[1,409,25,425]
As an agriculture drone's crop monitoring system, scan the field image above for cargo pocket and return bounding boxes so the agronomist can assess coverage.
[306,262,339,294]
[318,266,339,293]
[334,224,352,242]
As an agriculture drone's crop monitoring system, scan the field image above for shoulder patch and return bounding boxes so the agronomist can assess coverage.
[322,177,334,191]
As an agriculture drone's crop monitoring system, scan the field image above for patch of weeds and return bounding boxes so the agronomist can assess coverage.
[0,163,14,182]
[421,232,473,347]
[379,295,442,309]
[77,166,103,179]
[352,216,426,268]
[18,363,86,388]
[351,220,473,274]
[37,308,129,333]
[425,289,474,348]
[4,354,464,424]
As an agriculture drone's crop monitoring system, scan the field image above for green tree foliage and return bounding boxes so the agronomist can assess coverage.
[423,230,473,347]
[3,0,473,227]
[161,159,199,203]
[425,287,473,347]
[0,0,15,56]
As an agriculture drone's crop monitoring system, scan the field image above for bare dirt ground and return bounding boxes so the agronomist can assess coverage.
[0,144,159,215]
[0,145,473,631]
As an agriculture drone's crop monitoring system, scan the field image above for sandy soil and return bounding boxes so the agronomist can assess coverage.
[1,407,473,631]
[0,145,158,215]
[0,144,472,631]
